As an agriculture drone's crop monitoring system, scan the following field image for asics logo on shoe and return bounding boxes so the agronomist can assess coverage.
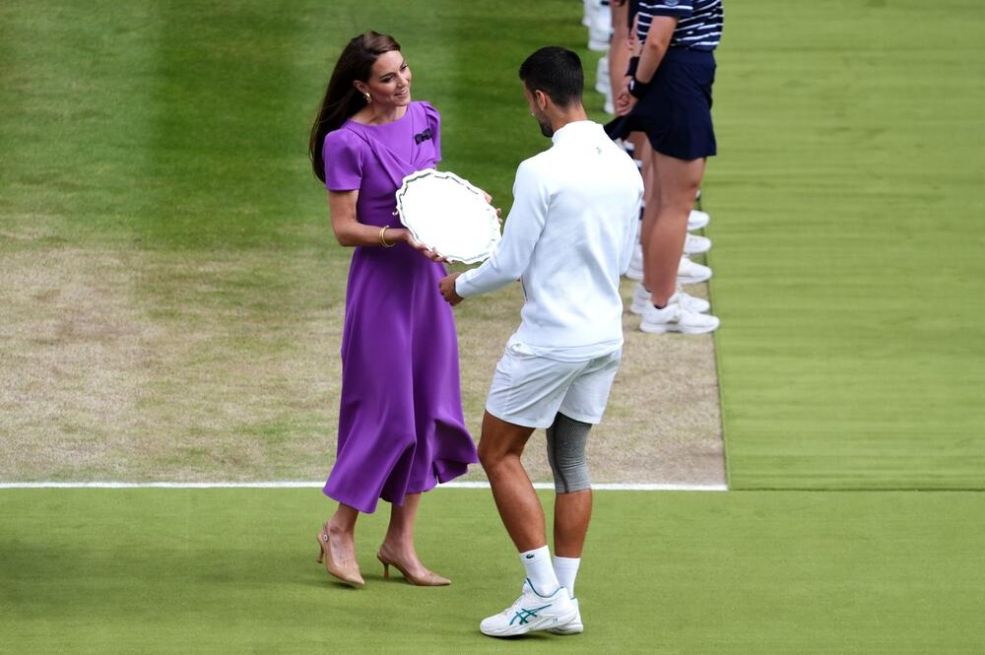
[510,604,552,626]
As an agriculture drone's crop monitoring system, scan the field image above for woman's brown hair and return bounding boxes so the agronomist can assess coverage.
[309,31,401,182]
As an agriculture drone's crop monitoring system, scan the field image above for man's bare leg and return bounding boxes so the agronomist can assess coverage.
[477,411,542,551]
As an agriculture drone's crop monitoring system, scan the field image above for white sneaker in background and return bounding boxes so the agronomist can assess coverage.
[548,597,584,635]
[640,295,720,335]
[480,580,579,638]
[631,282,710,315]
[582,0,593,26]
[603,95,614,115]
[677,287,710,313]
[688,209,710,231]
[684,232,711,255]
[595,56,610,95]
[588,0,612,51]
[678,255,712,285]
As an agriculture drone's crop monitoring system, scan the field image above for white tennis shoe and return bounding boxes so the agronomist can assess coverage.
[640,294,720,335]
[587,1,612,51]
[688,209,710,231]
[684,232,712,255]
[547,598,583,635]
[480,580,579,638]
[630,283,710,315]
[596,56,610,95]
[678,255,712,285]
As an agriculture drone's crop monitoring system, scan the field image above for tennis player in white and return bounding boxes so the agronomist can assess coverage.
[439,46,643,638]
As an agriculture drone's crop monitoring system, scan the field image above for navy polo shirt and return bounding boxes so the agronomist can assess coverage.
[634,0,724,51]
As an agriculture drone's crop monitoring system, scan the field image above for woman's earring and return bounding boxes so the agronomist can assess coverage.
[365,93,371,103]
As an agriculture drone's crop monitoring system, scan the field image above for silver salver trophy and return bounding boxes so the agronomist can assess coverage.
[395,169,501,264]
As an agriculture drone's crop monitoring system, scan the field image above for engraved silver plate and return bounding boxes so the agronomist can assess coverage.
[395,168,501,264]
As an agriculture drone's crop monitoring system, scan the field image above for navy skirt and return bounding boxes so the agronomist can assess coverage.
[606,47,717,160]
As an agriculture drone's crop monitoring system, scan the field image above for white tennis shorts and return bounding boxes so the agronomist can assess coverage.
[485,344,622,429]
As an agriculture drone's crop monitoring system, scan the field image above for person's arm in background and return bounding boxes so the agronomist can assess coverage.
[615,15,677,115]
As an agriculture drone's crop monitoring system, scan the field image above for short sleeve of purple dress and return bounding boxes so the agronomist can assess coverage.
[321,101,477,513]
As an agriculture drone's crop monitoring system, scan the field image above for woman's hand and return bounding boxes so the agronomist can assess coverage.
[393,227,447,262]
[615,81,637,116]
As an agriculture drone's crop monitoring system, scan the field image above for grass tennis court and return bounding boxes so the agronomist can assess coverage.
[2,0,984,652]
[3,489,984,654]
[707,1,985,489]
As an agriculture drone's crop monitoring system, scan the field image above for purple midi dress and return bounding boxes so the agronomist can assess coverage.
[321,101,477,513]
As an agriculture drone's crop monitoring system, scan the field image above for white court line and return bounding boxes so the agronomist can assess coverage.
[0,481,727,491]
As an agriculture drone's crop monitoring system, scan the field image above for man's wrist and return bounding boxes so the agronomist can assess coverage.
[453,273,468,299]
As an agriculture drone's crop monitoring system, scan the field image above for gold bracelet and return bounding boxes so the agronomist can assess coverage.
[380,225,396,248]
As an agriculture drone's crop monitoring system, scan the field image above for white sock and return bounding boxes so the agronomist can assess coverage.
[552,556,581,598]
[520,546,560,595]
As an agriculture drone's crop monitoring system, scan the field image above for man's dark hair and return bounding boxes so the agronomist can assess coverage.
[518,46,583,108]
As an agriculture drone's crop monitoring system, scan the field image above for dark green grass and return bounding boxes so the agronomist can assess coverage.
[707,0,985,489]
[0,0,583,252]
[2,489,983,654]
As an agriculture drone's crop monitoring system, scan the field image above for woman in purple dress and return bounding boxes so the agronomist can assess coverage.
[308,31,478,588]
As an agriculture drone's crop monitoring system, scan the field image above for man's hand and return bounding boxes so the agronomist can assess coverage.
[439,272,464,306]
[478,189,504,225]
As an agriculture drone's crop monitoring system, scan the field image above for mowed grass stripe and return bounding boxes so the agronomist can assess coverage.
[1,489,983,653]
[707,0,985,489]
[0,1,160,246]
[140,2,325,250]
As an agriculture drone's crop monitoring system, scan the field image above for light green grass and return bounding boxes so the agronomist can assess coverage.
[2,488,983,654]
[708,0,985,488]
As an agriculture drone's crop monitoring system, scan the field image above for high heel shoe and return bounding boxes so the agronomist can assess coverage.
[376,550,451,586]
[316,524,365,588]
